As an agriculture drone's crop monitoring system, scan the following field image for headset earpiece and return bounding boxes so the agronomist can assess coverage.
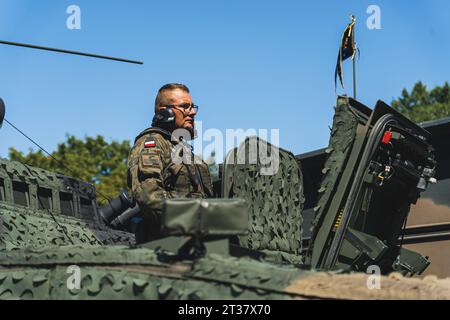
[152,108,175,127]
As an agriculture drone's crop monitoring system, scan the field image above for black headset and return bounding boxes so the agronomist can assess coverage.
[152,106,197,139]
[151,107,175,127]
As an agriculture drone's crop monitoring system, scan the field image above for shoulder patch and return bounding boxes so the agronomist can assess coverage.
[144,138,157,148]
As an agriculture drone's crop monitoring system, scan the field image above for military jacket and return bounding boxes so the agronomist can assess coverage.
[127,127,214,240]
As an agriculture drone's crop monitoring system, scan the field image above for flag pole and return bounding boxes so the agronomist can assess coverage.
[353,48,356,99]
[352,15,357,99]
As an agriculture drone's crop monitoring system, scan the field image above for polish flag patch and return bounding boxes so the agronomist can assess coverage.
[144,140,156,148]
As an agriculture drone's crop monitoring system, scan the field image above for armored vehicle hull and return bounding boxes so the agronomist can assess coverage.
[1,244,450,300]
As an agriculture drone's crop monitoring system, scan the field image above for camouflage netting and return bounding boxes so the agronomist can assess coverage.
[1,245,450,300]
[0,202,101,249]
[0,202,134,249]
[309,97,359,247]
[223,137,304,265]
[0,245,306,300]
[0,158,135,248]
[0,158,67,190]
[0,158,96,208]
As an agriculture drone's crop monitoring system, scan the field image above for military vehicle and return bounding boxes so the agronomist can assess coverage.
[1,90,450,300]
[299,113,450,278]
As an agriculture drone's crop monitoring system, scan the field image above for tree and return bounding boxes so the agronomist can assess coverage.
[9,135,131,204]
[391,81,450,123]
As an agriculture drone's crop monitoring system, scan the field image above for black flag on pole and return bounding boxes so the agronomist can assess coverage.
[335,15,357,89]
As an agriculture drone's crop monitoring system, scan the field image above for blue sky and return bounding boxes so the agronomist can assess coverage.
[0,0,449,161]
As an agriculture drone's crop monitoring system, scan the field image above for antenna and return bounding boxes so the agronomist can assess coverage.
[350,15,357,99]
[0,38,143,201]
[0,39,144,65]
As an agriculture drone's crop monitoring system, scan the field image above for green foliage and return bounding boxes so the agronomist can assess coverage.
[391,81,450,123]
[9,135,131,204]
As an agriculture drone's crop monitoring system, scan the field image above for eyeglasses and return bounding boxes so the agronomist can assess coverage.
[165,103,199,113]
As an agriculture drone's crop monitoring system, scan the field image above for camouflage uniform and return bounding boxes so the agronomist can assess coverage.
[127,127,214,241]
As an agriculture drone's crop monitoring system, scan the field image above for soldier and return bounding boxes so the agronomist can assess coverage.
[127,83,214,242]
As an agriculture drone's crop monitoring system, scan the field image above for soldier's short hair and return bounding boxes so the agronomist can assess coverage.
[154,83,190,111]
